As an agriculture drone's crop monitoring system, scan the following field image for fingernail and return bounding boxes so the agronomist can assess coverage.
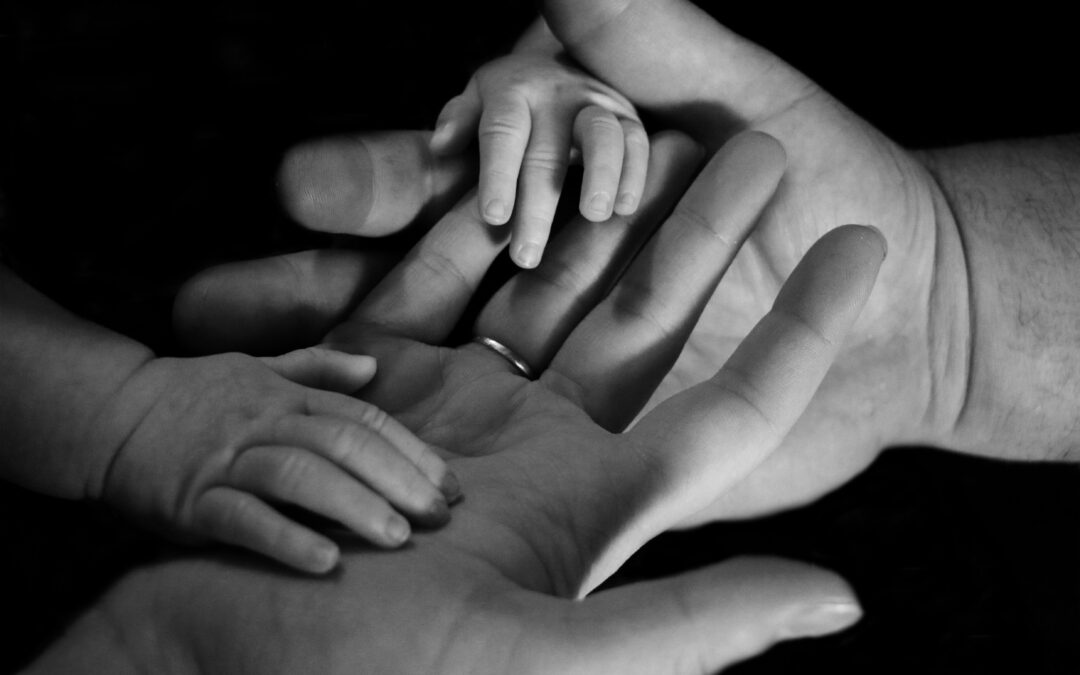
[427,497,451,525]
[385,515,411,546]
[616,192,636,213]
[440,471,462,504]
[513,242,541,269]
[865,224,888,258]
[587,192,612,218]
[783,600,862,639]
[484,199,509,224]
[312,542,339,572]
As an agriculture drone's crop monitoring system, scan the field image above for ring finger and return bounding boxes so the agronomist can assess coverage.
[471,132,703,378]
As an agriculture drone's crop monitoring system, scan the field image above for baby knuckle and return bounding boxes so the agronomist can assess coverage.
[521,147,567,173]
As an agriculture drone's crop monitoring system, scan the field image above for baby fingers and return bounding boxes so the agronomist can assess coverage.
[573,106,648,220]
[226,445,422,548]
[264,412,454,525]
[193,485,342,574]
[477,91,532,227]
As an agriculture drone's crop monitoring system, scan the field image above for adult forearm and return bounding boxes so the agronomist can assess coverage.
[922,135,1080,460]
[0,264,153,498]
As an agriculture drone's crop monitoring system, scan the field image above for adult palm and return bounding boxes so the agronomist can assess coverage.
[33,133,884,674]
[543,0,966,520]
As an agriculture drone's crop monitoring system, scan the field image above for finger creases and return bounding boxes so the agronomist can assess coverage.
[629,224,885,529]
[546,130,787,431]
[473,130,702,378]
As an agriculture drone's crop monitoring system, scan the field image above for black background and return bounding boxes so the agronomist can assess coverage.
[3,2,1079,673]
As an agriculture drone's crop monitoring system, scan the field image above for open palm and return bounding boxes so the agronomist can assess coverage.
[56,132,885,675]
[543,0,961,520]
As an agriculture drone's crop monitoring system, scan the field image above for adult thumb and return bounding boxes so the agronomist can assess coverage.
[539,556,860,674]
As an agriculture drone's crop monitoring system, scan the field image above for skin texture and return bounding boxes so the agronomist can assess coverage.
[0,262,458,573]
[540,0,1080,520]
[30,132,884,674]
[175,7,1080,526]
[431,52,649,268]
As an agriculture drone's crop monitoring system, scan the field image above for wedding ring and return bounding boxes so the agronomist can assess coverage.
[472,336,535,379]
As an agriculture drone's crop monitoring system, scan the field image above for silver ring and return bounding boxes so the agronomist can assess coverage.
[473,336,535,379]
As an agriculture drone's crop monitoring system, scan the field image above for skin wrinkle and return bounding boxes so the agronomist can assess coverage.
[918,154,976,442]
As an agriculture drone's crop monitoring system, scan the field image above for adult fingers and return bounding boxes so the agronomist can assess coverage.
[261,347,377,394]
[627,225,886,538]
[192,486,339,574]
[430,78,482,156]
[477,92,531,226]
[174,249,394,355]
[530,557,861,674]
[472,131,701,375]
[259,415,451,526]
[328,190,508,347]
[544,131,785,430]
[508,107,573,268]
[614,118,649,215]
[278,130,475,236]
[226,447,414,548]
[574,105,626,222]
[542,0,816,134]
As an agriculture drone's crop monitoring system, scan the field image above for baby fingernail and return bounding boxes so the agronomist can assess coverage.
[616,192,636,212]
[513,242,541,269]
[312,542,338,572]
[588,192,612,218]
[484,199,509,224]
[783,600,862,639]
[440,471,462,504]
[428,497,451,525]
[385,515,411,546]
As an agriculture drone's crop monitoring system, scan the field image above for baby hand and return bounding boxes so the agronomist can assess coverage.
[430,53,649,268]
[96,348,460,573]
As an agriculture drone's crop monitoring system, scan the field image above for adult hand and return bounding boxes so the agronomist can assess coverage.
[541,0,970,520]
[174,130,475,354]
[39,132,885,673]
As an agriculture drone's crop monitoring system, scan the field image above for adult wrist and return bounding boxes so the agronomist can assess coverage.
[915,137,1080,460]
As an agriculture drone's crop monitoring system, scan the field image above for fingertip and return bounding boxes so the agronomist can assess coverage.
[613,191,638,215]
[723,130,787,187]
[847,223,888,260]
[511,240,543,269]
[384,514,412,547]
[307,540,341,574]
[347,353,378,384]
[483,198,511,225]
[429,121,456,154]
[780,599,863,639]
[581,191,614,222]
[440,469,463,504]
